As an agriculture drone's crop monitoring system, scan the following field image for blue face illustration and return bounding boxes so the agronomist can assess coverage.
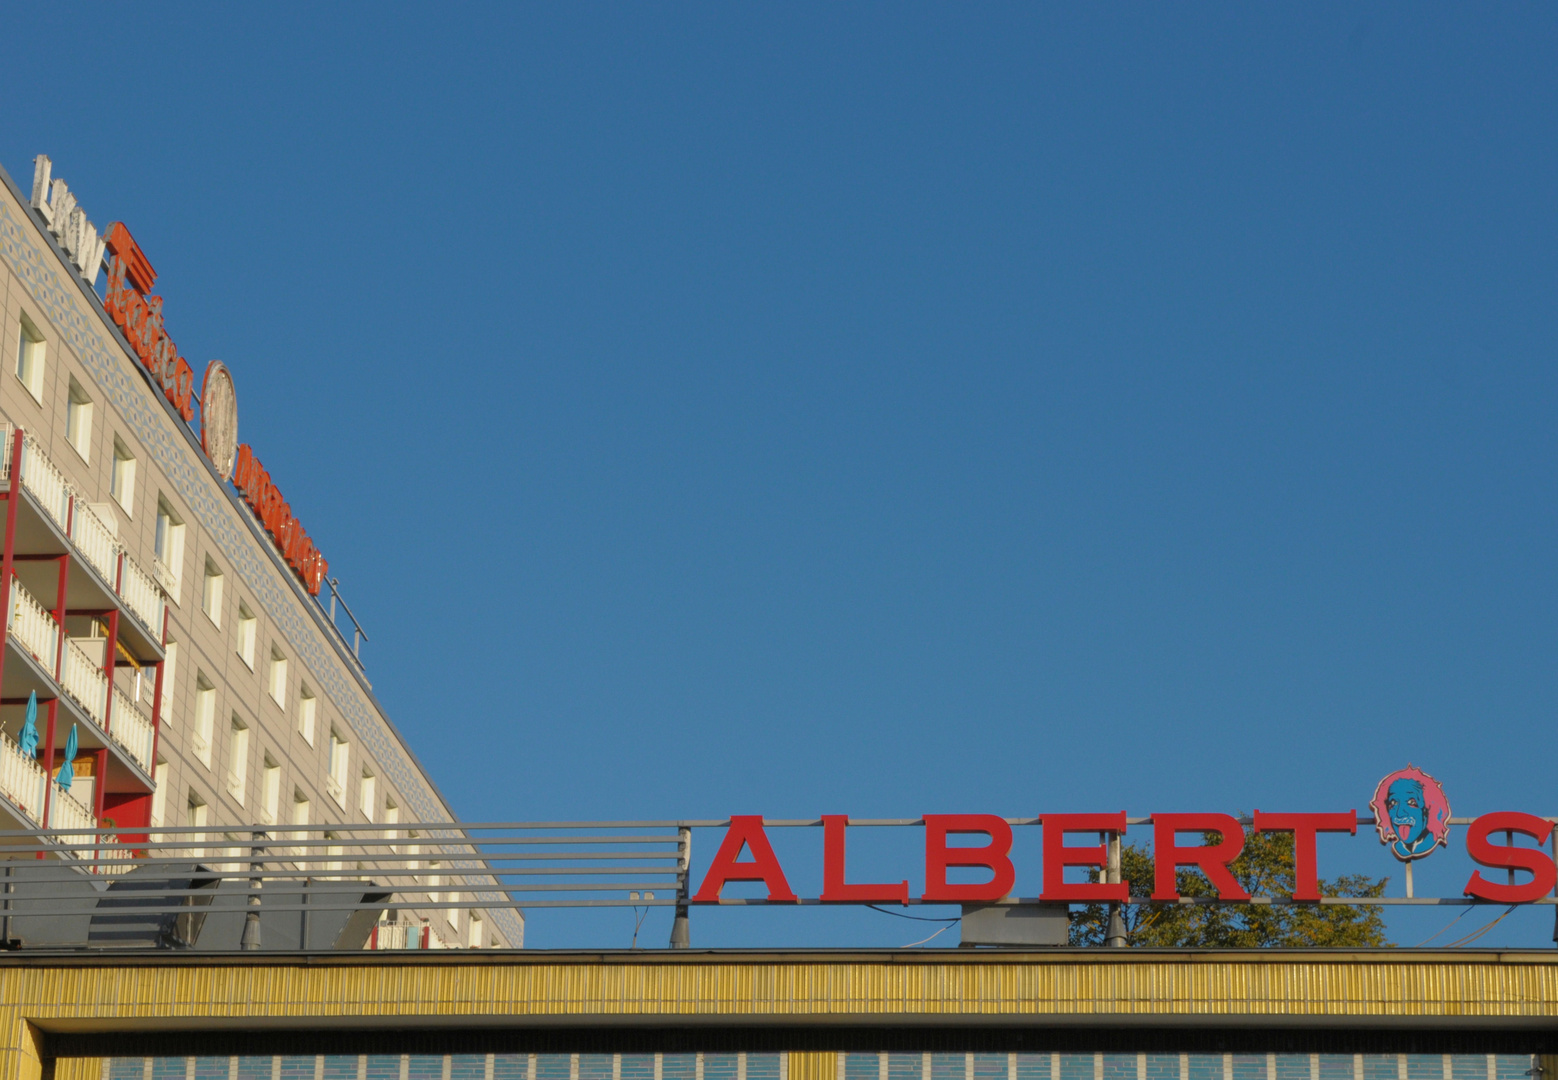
[1385,778,1429,853]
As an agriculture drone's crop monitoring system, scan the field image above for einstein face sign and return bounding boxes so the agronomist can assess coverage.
[1370,765,1450,862]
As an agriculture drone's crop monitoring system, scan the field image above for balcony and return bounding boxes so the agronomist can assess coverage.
[5,574,156,776]
[0,427,168,655]
[0,425,169,852]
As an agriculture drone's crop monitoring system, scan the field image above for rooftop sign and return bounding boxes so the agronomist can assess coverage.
[689,767,1557,908]
[30,155,331,599]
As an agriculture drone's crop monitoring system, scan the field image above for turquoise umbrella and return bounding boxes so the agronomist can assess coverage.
[17,691,38,759]
[57,724,77,791]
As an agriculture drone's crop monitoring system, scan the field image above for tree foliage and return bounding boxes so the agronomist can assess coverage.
[1068,822,1390,947]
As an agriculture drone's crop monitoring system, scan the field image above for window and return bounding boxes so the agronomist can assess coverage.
[192,673,215,767]
[109,437,135,515]
[327,729,350,808]
[359,769,376,822]
[65,377,93,460]
[291,789,310,856]
[235,602,256,668]
[14,312,44,403]
[427,860,442,905]
[154,497,184,595]
[226,716,249,805]
[186,792,208,828]
[150,758,168,828]
[325,831,344,875]
[448,892,461,933]
[385,799,400,852]
[268,645,288,707]
[260,754,281,826]
[159,641,177,726]
[297,684,316,745]
[468,913,483,949]
[201,559,223,626]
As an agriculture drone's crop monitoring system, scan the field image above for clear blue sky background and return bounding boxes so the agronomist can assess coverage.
[5,5,1558,950]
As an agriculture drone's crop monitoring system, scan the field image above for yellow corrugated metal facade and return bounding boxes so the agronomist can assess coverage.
[4,952,1556,1080]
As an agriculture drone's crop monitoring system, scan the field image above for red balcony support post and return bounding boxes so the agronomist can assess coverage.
[51,553,68,678]
[101,609,119,735]
[39,698,57,840]
[93,747,108,871]
[0,426,25,695]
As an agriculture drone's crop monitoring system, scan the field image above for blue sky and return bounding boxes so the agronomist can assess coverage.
[5,5,1558,949]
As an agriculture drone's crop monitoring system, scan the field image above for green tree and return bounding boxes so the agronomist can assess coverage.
[1068,822,1390,947]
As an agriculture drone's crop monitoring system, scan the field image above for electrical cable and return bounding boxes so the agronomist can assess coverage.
[1444,906,1516,948]
[901,922,957,948]
[1414,906,1472,947]
[867,904,961,923]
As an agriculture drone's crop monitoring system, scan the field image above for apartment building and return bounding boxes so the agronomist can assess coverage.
[0,154,519,949]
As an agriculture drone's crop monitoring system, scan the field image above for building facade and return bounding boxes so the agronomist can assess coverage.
[0,154,520,948]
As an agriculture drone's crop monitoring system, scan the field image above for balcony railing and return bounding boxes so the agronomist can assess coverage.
[109,683,155,772]
[0,425,168,641]
[59,636,108,727]
[47,780,94,834]
[69,499,119,586]
[14,435,71,531]
[118,556,164,639]
[0,729,46,821]
[7,576,59,670]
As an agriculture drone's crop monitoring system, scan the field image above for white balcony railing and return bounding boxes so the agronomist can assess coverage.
[47,780,95,834]
[7,577,59,670]
[17,435,71,531]
[0,729,46,822]
[0,424,169,643]
[59,637,108,726]
[69,500,119,586]
[118,555,164,637]
[109,684,155,772]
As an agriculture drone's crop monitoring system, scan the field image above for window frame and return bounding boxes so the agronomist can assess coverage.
[109,436,136,517]
[65,377,93,461]
[14,312,44,404]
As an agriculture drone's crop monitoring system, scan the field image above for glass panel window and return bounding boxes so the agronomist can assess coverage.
[192,674,215,768]
[359,769,376,822]
[268,646,288,707]
[154,497,184,596]
[327,730,350,808]
[159,641,177,726]
[291,789,310,856]
[260,755,281,825]
[14,313,44,403]
[149,758,168,828]
[235,602,256,668]
[66,377,92,460]
[226,716,249,805]
[110,437,136,516]
[201,559,223,626]
[297,683,316,745]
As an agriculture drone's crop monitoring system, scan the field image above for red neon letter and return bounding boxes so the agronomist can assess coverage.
[1464,812,1557,904]
[692,815,797,902]
[820,815,909,904]
[1251,811,1357,902]
[1040,813,1128,902]
[922,814,1015,903]
[1152,814,1249,900]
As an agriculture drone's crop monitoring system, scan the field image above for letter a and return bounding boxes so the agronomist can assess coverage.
[692,815,798,902]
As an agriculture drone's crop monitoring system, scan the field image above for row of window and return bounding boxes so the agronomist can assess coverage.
[13,293,478,941]
[16,310,383,825]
